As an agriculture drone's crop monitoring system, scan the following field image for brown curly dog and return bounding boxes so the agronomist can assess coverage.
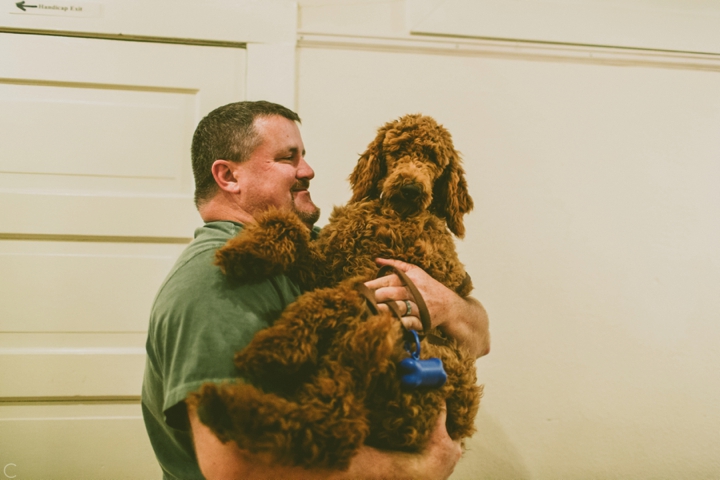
[189,114,482,470]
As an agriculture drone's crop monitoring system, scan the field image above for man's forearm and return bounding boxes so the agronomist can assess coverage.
[190,402,461,480]
[336,406,461,480]
[438,294,490,358]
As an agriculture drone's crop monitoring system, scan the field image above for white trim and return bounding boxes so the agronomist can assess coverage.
[407,0,720,56]
[0,347,146,355]
[297,32,720,72]
[1,0,297,44]
[0,416,143,421]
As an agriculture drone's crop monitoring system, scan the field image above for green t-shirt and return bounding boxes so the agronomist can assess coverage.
[141,221,302,480]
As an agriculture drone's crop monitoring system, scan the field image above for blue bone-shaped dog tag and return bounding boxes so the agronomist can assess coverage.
[399,330,447,389]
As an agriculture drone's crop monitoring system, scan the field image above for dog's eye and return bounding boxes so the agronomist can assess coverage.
[424,148,438,164]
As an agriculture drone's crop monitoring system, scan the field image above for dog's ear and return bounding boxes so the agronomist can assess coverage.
[431,151,474,238]
[349,128,387,202]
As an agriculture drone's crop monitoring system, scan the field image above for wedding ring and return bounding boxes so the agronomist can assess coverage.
[404,300,412,316]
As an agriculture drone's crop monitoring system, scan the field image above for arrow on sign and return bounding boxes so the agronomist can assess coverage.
[16,1,38,11]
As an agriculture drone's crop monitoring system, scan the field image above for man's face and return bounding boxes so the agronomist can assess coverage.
[235,115,320,227]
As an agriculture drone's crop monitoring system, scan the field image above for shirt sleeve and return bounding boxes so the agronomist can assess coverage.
[150,246,300,429]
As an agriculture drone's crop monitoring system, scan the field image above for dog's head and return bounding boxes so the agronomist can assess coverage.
[349,114,473,237]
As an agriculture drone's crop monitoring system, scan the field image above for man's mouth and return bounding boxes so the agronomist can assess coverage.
[291,180,311,193]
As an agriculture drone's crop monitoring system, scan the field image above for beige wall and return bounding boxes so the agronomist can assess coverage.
[298,1,720,479]
[2,0,719,478]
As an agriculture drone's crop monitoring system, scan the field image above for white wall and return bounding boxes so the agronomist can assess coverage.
[297,1,720,478]
[2,0,719,478]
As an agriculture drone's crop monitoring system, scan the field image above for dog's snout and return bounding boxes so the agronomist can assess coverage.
[400,183,422,199]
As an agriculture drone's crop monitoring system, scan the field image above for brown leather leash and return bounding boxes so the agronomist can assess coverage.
[356,265,450,346]
[376,265,432,333]
[356,283,381,316]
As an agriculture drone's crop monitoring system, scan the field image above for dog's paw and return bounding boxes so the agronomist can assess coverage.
[343,313,402,380]
[234,334,317,394]
[192,381,367,469]
[192,382,297,451]
[215,209,311,282]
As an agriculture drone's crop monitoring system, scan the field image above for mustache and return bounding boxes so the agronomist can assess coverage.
[291,179,311,191]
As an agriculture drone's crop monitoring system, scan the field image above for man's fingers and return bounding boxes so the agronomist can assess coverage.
[400,316,423,331]
[364,273,404,290]
[372,286,412,305]
[376,299,414,316]
[375,303,423,330]
[365,263,426,330]
[435,402,448,425]
[375,257,415,273]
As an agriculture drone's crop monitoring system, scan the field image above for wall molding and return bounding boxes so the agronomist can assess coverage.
[298,32,720,72]
[0,27,246,48]
[0,396,140,405]
[407,0,720,56]
[0,233,191,244]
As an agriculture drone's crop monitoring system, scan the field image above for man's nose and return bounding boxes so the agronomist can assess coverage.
[298,156,315,179]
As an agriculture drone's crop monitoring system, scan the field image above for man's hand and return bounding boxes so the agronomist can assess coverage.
[366,258,490,358]
[333,403,462,480]
[421,404,463,479]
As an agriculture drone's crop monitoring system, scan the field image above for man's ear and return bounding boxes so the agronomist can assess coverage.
[211,160,240,193]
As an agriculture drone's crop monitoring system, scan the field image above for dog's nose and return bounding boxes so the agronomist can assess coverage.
[400,183,422,200]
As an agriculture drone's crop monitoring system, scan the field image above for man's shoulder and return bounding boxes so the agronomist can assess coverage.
[151,220,301,319]
[170,221,241,277]
[151,222,241,311]
[186,220,243,257]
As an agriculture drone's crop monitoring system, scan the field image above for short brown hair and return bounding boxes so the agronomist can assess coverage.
[191,101,301,207]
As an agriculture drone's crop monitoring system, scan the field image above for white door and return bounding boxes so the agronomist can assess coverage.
[0,32,246,479]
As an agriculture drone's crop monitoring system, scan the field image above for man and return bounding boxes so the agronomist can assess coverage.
[142,101,490,479]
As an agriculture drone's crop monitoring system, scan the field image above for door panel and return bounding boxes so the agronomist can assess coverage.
[0,33,245,238]
[0,83,190,179]
[0,403,161,479]
[0,32,246,478]
[0,240,186,333]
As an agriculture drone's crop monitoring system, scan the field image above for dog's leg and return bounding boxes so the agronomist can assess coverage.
[215,209,314,284]
[362,366,443,452]
[435,345,481,441]
[192,377,369,469]
[364,340,480,452]
[337,312,402,390]
[234,279,371,389]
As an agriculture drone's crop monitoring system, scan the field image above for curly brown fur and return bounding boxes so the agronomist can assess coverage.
[215,209,324,285]
[349,114,473,237]
[195,114,482,467]
[364,338,481,450]
[194,278,402,469]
